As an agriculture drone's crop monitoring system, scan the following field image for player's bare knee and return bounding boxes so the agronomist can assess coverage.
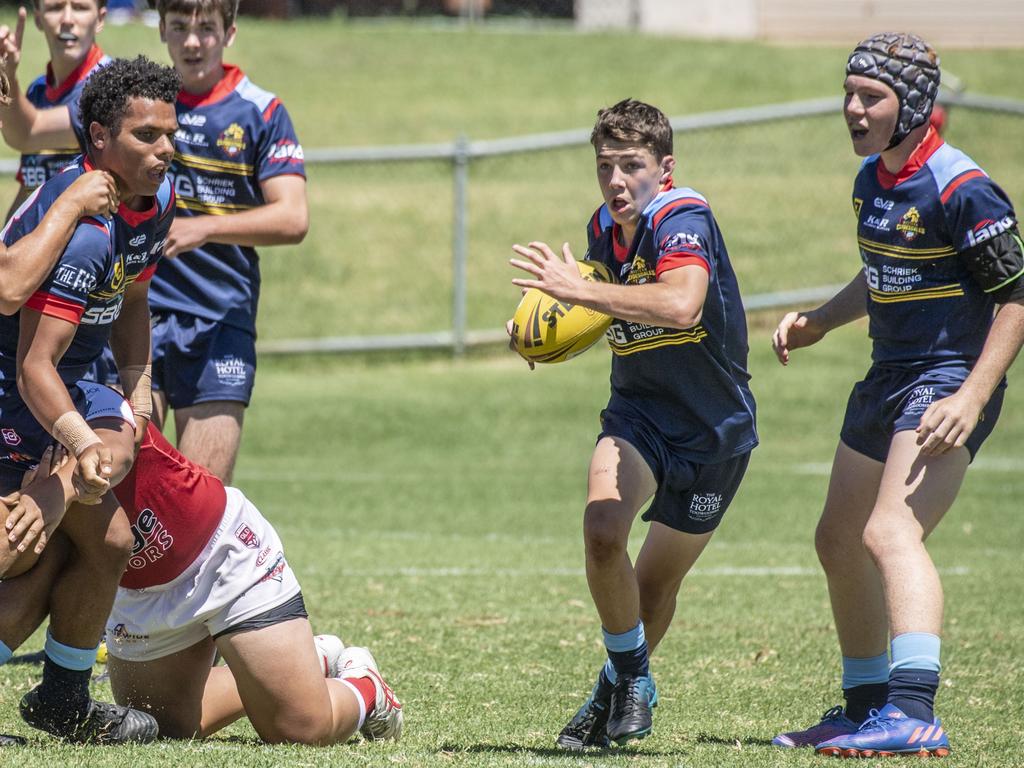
[814,517,852,568]
[861,514,913,563]
[583,504,630,562]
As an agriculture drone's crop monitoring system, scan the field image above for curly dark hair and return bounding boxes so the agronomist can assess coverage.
[79,56,181,145]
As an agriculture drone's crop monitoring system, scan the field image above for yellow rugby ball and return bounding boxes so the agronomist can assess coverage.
[511,260,615,364]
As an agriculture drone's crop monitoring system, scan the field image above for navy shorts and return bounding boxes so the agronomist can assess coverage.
[840,363,1004,463]
[151,312,256,410]
[599,409,750,534]
[0,381,134,493]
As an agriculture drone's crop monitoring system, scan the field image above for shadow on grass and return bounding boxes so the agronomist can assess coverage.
[435,741,682,758]
[693,732,775,748]
[7,650,44,665]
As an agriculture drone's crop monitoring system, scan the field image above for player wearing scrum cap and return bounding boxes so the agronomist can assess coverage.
[771,33,1024,757]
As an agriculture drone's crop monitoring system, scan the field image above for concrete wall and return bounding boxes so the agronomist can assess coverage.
[576,0,1024,48]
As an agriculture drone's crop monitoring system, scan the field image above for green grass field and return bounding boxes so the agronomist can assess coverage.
[0,17,1022,767]
[1,325,1023,767]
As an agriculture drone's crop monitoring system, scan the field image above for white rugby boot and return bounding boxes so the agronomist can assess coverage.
[313,634,345,678]
[338,646,403,742]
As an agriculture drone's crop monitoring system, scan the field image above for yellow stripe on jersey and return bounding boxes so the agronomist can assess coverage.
[858,237,956,260]
[174,152,254,176]
[610,327,708,356]
[176,197,256,215]
[869,283,964,303]
[26,147,80,156]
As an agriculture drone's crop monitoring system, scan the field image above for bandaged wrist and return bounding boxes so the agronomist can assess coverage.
[119,364,153,421]
[51,411,102,457]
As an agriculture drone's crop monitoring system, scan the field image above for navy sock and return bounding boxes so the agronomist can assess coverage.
[888,668,939,723]
[843,682,888,723]
[37,656,91,721]
[603,622,649,679]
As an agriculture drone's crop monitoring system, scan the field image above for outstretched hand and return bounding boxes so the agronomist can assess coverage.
[510,241,584,303]
[0,7,26,79]
[771,311,826,365]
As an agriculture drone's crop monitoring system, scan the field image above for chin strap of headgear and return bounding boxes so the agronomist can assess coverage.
[846,32,940,150]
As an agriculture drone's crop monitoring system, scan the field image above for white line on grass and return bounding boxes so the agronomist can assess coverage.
[340,565,970,578]
[790,456,1024,475]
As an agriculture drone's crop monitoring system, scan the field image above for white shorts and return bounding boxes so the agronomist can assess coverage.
[106,487,302,662]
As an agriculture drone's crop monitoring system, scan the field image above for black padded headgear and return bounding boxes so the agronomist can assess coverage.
[846,32,940,149]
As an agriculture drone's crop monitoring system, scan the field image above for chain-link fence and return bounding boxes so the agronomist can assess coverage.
[253,93,1024,354]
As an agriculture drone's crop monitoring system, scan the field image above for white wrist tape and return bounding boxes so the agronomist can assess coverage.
[119,364,153,422]
[51,411,102,457]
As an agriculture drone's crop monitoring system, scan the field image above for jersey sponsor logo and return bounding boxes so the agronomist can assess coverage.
[214,355,249,387]
[124,250,149,267]
[661,232,702,252]
[688,492,723,522]
[179,113,207,127]
[864,215,891,231]
[896,206,926,241]
[967,215,1017,247]
[267,139,304,163]
[175,129,209,148]
[874,197,895,211]
[54,264,97,293]
[258,552,287,583]
[235,522,261,549]
[0,450,34,465]
[903,386,936,417]
[256,545,272,566]
[128,508,174,571]
[1,428,21,446]
[865,264,923,293]
[173,174,195,198]
[80,295,123,326]
[216,122,247,158]
[129,234,147,247]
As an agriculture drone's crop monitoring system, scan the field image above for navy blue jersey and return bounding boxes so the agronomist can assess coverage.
[854,127,1017,367]
[584,186,758,464]
[0,159,174,388]
[69,65,306,334]
[18,46,108,190]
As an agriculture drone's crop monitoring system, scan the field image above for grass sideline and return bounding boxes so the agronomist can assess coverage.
[1,22,1024,340]
[1,325,1022,766]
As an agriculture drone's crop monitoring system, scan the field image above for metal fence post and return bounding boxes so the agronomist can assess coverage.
[452,134,470,357]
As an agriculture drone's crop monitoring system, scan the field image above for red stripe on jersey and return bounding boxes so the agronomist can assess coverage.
[262,97,282,122]
[590,211,602,239]
[940,169,987,205]
[612,223,629,263]
[656,253,710,278]
[136,263,159,282]
[45,45,104,102]
[876,126,944,189]
[117,198,157,226]
[177,64,246,109]
[652,197,708,231]
[24,292,84,323]
[79,216,108,233]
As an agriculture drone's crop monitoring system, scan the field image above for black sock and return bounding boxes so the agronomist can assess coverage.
[607,641,649,679]
[888,668,939,723]
[36,656,91,722]
[843,682,888,723]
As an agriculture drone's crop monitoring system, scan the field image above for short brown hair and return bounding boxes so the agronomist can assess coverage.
[590,99,673,160]
[155,0,239,30]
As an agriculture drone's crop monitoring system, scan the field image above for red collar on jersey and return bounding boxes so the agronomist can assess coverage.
[876,125,944,189]
[177,63,245,109]
[45,45,104,102]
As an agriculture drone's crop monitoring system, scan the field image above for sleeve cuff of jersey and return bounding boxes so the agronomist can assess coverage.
[24,291,84,323]
[656,252,710,278]
[136,263,159,282]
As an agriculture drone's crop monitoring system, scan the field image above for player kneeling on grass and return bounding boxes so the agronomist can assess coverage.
[508,99,757,748]
[770,34,1024,758]
[23,398,403,745]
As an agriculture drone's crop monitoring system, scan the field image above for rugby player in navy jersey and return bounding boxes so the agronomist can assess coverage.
[0,55,179,744]
[0,0,109,218]
[771,34,1024,758]
[0,0,308,485]
[509,99,757,748]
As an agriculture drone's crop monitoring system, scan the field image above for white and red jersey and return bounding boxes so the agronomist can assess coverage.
[114,423,226,589]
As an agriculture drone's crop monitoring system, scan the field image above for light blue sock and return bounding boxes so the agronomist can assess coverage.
[890,632,941,673]
[44,630,98,672]
[842,652,890,688]
[0,640,12,666]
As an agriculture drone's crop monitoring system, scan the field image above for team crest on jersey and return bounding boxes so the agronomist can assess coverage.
[217,123,247,158]
[853,197,863,217]
[235,523,261,549]
[896,207,926,241]
[626,254,655,285]
[1,428,21,446]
